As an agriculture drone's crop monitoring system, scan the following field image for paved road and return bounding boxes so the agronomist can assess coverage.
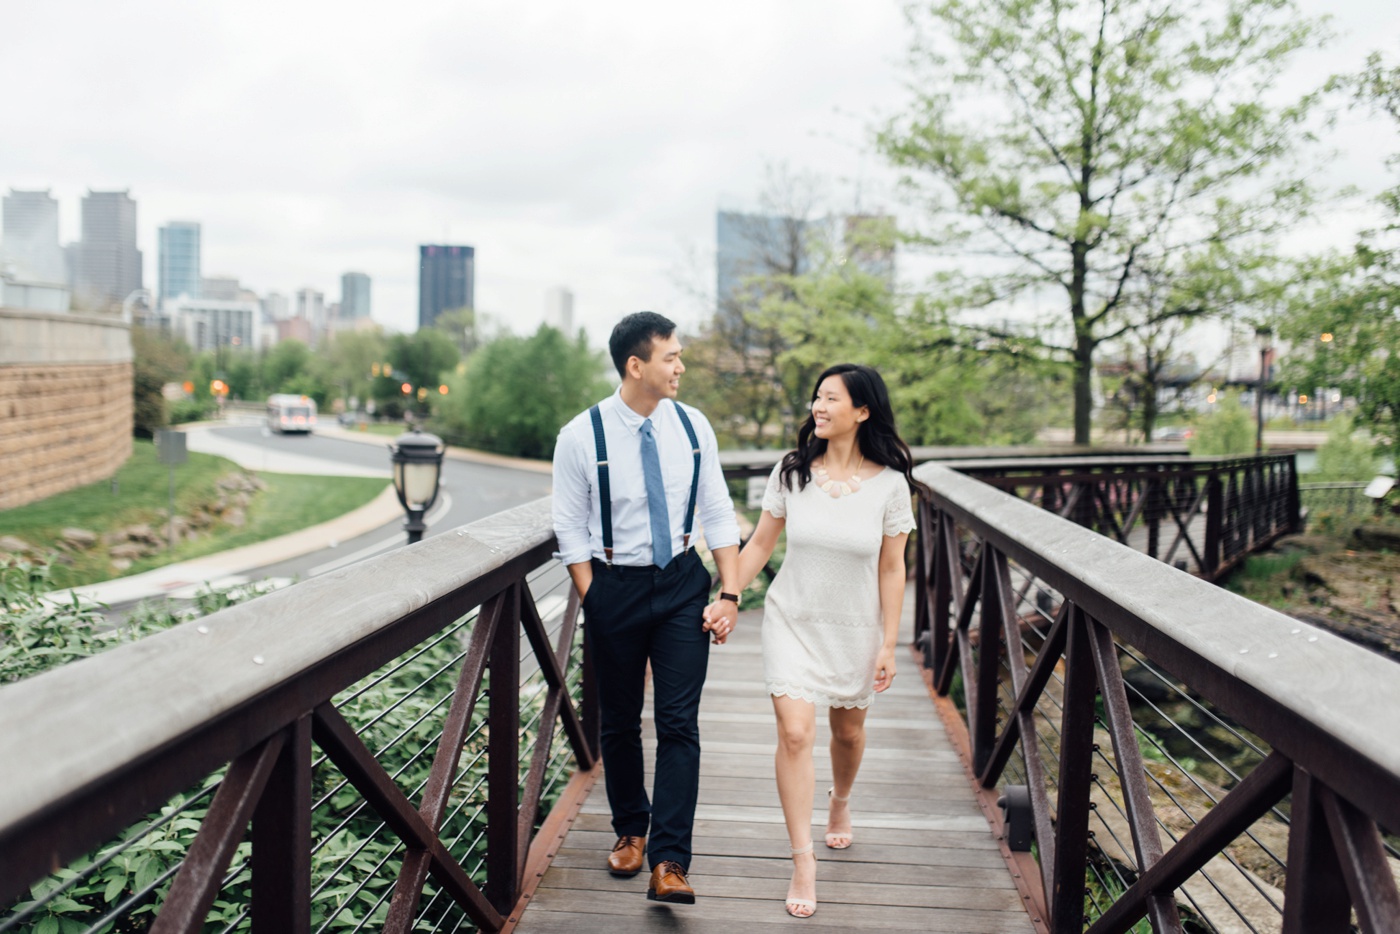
[75,423,554,615]
[207,425,553,581]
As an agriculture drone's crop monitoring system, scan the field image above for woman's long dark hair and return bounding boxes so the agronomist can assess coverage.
[779,363,931,500]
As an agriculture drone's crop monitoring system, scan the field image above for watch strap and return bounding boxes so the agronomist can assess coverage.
[718,592,740,604]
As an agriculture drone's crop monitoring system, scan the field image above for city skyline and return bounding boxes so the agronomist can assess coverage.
[2,0,1396,341]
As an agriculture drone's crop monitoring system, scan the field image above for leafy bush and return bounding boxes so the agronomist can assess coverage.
[167,397,216,425]
[1311,414,1378,481]
[1188,392,1255,456]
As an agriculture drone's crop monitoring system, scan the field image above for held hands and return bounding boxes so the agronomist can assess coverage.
[873,646,897,693]
[701,600,739,645]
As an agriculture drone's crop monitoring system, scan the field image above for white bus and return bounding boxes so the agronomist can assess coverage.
[266,394,317,434]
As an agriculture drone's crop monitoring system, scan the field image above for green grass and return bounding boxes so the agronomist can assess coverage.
[1224,550,1309,610]
[361,423,406,437]
[0,440,388,590]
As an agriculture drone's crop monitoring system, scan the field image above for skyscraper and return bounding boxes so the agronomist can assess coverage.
[295,287,326,332]
[544,286,574,334]
[2,189,65,284]
[77,190,142,309]
[157,221,201,306]
[716,210,812,315]
[418,245,474,330]
[262,291,289,321]
[715,209,894,312]
[341,271,371,319]
[201,276,242,300]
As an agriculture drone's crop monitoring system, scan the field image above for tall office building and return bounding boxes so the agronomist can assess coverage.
[716,210,812,314]
[262,291,289,321]
[295,287,326,332]
[76,190,143,308]
[341,271,371,319]
[418,244,474,330]
[157,221,201,306]
[716,209,894,312]
[544,286,574,334]
[2,189,65,284]
[168,296,258,353]
[202,276,242,300]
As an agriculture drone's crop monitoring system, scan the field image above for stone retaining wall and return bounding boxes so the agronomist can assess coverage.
[0,308,133,511]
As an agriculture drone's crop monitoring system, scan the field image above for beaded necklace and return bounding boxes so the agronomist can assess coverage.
[813,455,865,498]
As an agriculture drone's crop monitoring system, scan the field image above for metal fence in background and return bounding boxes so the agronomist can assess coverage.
[1299,481,1375,520]
[951,455,1301,581]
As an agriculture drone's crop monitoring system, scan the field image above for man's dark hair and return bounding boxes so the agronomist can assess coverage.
[608,312,676,377]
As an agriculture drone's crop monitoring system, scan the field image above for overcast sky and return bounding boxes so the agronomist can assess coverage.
[3,0,1397,343]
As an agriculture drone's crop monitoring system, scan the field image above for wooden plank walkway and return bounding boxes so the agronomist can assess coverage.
[514,597,1039,933]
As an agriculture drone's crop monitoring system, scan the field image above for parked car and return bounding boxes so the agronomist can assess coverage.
[1154,426,1194,441]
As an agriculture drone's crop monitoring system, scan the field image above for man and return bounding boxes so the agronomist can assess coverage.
[553,312,742,904]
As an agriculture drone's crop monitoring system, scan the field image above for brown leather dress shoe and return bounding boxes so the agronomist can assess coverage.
[646,860,695,904]
[607,835,646,877]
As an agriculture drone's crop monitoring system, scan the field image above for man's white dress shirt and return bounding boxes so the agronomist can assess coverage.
[553,390,740,567]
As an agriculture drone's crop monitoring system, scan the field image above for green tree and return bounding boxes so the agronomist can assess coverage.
[875,296,1071,446]
[1278,52,1400,463]
[262,340,314,392]
[1188,392,1254,456]
[432,307,479,358]
[1312,414,1378,481]
[434,326,608,458]
[389,330,461,414]
[322,329,388,411]
[877,0,1325,444]
[130,328,193,438]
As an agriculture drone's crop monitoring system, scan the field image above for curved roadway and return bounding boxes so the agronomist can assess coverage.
[75,422,554,614]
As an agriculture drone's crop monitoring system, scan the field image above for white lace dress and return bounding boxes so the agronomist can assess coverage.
[759,462,917,709]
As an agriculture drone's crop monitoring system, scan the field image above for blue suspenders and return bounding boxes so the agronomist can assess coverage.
[589,402,701,566]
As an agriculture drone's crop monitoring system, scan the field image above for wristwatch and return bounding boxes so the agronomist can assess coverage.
[717,592,740,605]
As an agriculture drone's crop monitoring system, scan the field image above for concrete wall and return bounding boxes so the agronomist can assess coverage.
[0,308,134,511]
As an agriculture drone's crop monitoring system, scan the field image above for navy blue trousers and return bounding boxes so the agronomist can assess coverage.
[582,549,711,870]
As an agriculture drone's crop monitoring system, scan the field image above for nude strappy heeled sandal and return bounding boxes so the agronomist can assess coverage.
[785,842,817,918]
[825,788,853,849]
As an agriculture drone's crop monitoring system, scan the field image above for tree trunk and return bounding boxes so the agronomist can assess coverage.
[1073,334,1095,445]
[1140,385,1159,443]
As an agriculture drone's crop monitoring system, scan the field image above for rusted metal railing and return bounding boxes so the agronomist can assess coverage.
[0,500,595,933]
[913,463,1400,933]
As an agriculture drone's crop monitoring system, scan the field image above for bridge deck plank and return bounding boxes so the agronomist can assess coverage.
[512,599,1037,933]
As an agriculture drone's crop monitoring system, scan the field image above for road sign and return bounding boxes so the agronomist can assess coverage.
[155,430,187,465]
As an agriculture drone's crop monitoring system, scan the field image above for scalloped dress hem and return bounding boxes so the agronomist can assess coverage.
[767,682,874,710]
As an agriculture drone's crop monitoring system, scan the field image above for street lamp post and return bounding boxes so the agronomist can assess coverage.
[1255,326,1273,456]
[389,428,445,544]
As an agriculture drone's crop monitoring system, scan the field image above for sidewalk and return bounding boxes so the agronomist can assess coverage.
[61,485,403,607]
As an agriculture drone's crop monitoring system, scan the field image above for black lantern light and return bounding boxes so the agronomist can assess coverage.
[388,428,445,544]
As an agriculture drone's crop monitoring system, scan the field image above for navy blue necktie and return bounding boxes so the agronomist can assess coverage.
[640,418,672,568]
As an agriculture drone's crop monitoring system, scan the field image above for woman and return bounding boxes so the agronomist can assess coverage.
[704,363,929,918]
